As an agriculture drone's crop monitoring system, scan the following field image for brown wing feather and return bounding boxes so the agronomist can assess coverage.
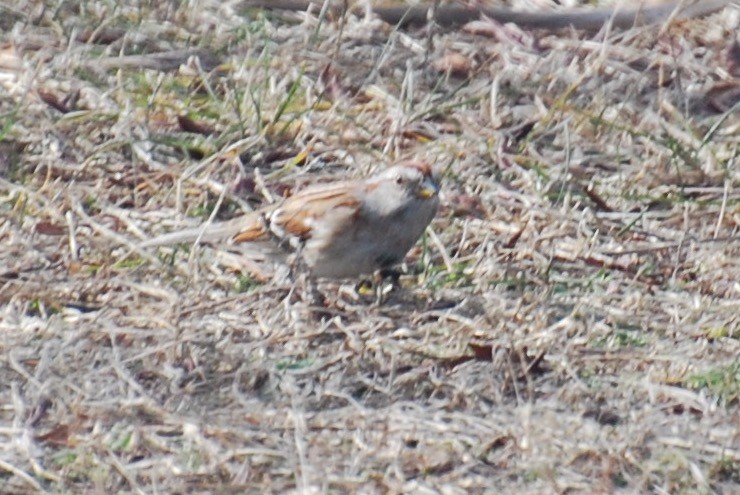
[271,185,360,240]
[231,210,271,243]
[230,182,360,244]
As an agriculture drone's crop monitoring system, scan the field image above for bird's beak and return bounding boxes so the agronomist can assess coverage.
[416,176,439,200]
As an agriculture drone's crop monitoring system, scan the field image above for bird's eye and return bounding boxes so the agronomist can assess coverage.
[395,175,405,185]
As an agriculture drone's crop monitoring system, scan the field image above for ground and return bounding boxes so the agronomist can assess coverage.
[1,1,738,494]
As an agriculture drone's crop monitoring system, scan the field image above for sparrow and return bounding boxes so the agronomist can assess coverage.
[141,162,440,279]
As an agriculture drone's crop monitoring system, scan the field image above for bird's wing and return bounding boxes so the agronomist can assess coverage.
[245,183,360,243]
[141,182,361,248]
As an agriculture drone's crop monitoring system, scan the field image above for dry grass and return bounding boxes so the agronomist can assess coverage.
[1,1,739,493]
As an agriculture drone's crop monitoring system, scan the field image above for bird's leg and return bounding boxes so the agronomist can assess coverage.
[283,246,304,304]
[283,245,325,307]
[303,273,326,308]
[378,267,402,285]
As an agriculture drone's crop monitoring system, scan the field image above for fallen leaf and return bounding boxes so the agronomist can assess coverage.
[35,221,66,236]
[177,115,216,135]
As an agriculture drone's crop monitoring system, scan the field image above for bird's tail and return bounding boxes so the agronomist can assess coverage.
[139,216,253,248]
